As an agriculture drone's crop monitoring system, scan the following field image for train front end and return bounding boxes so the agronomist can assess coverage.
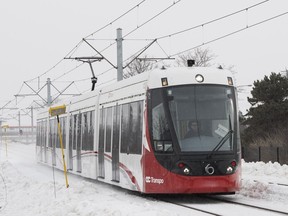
[143,66,241,194]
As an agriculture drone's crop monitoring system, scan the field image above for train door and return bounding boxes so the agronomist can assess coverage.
[50,118,57,166]
[76,113,82,172]
[44,118,48,163]
[68,114,73,170]
[38,121,43,162]
[112,105,120,182]
[98,107,105,178]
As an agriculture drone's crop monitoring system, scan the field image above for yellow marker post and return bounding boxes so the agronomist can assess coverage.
[49,105,69,188]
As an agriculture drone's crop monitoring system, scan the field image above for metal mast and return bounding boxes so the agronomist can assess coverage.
[117,28,123,81]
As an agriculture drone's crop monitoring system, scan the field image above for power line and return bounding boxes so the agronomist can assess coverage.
[156,0,270,40]
[22,0,148,85]
[52,62,85,82]
[170,11,288,57]
[56,1,183,84]
[10,1,149,105]
[123,0,182,38]
[5,1,287,118]
[94,0,182,54]
[84,0,147,39]
[72,5,287,88]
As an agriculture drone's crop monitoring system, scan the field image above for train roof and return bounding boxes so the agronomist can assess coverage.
[146,66,234,89]
[99,66,234,93]
[37,66,234,118]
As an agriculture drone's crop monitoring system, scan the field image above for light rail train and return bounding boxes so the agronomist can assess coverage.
[36,64,241,194]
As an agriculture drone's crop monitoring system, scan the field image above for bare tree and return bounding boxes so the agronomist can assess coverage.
[176,47,216,67]
[124,55,156,78]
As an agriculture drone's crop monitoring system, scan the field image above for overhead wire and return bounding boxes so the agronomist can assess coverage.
[170,11,288,57]
[59,0,278,88]
[4,0,286,121]
[83,0,147,39]
[60,0,183,86]
[123,0,182,38]
[43,0,151,83]
[156,0,270,40]
[95,0,182,54]
[22,0,148,84]
[10,0,148,107]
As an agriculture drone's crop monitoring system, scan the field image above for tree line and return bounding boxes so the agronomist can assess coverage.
[241,71,288,149]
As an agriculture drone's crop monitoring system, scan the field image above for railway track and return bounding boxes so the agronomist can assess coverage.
[158,195,288,216]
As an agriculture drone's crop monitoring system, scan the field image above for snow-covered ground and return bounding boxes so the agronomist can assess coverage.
[0,141,288,215]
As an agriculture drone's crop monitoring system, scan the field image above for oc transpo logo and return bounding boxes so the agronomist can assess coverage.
[145,176,164,184]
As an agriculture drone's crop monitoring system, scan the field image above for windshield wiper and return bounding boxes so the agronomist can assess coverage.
[207,129,233,159]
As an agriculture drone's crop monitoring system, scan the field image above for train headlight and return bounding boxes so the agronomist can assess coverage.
[161,77,169,86]
[226,166,233,174]
[195,74,204,83]
[226,161,237,174]
[227,77,233,85]
[183,167,190,175]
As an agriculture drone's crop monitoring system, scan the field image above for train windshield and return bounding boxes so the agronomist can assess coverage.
[149,85,237,153]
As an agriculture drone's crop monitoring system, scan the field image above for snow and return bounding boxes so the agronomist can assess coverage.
[1,141,288,215]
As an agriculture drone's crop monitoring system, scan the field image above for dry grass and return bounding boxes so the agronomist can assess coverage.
[249,128,288,148]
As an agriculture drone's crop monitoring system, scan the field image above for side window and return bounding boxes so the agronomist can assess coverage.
[62,117,66,149]
[43,120,47,148]
[121,104,129,153]
[36,121,41,146]
[121,101,143,154]
[73,114,77,150]
[48,119,53,147]
[99,108,105,150]
[69,115,74,151]
[113,105,120,150]
[105,107,113,152]
[77,113,82,151]
[81,111,94,151]
[82,112,88,150]
[88,111,95,150]
[130,101,143,154]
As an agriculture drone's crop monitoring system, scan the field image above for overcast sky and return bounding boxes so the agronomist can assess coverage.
[0,0,287,125]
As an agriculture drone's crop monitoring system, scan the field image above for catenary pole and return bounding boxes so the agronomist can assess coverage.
[117,28,123,81]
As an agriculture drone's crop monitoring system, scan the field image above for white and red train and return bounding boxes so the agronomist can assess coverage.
[36,64,241,194]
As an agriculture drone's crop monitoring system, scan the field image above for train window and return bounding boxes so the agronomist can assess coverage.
[59,117,66,149]
[150,85,237,153]
[99,108,105,152]
[48,119,54,148]
[121,101,143,154]
[121,104,129,153]
[73,114,77,150]
[81,111,94,151]
[105,107,113,152]
[130,101,143,154]
[55,118,59,148]
[113,105,120,151]
[43,120,47,149]
[82,112,88,150]
[36,121,40,146]
[150,89,173,153]
[77,113,82,152]
[89,111,95,150]
[69,114,73,169]
[69,115,74,152]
